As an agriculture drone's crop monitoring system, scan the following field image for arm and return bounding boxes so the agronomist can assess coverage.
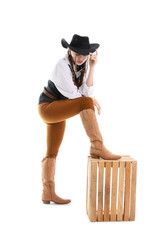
[79,49,98,97]
[86,67,95,87]
[78,68,95,97]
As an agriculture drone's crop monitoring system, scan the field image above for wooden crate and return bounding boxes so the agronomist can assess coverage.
[86,155,137,222]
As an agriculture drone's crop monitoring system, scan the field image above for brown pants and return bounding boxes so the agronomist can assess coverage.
[38,97,95,158]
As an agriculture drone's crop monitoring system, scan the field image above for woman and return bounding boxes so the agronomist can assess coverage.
[38,34,121,205]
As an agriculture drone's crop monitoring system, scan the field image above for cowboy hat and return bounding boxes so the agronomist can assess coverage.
[61,34,100,55]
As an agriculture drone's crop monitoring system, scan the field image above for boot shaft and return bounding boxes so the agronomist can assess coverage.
[41,157,56,184]
[79,108,103,145]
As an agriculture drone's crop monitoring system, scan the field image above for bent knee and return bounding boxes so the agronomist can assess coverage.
[80,96,95,111]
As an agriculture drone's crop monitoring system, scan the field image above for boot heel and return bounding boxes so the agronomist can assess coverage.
[42,200,50,204]
[90,154,100,159]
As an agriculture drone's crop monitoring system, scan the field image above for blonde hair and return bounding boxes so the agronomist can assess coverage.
[67,49,89,89]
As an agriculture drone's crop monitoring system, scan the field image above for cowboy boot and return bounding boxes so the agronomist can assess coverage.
[41,157,71,204]
[79,109,121,160]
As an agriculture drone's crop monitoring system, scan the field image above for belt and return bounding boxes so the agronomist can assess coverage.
[43,88,58,100]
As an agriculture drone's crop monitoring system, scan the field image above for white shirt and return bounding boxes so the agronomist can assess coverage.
[50,54,94,99]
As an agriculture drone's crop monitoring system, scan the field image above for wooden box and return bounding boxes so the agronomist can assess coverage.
[86,155,137,222]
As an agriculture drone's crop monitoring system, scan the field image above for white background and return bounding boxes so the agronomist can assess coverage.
[0,0,160,239]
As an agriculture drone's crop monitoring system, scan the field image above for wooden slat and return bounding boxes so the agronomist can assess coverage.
[124,162,131,221]
[104,162,111,221]
[98,161,104,221]
[111,162,118,221]
[86,157,89,215]
[87,159,92,218]
[130,161,137,220]
[117,161,125,221]
[88,160,97,222]
[89,156,136,163]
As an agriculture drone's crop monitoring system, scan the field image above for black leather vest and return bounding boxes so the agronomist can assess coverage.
[38,80,68,104]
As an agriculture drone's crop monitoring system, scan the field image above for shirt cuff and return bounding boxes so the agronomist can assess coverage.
[79,82,94,97]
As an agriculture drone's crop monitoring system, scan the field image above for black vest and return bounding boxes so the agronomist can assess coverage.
[38,80,68,104]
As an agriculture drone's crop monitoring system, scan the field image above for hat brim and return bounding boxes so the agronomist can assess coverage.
[61,38,69,48]
[61,38,100,55]
[89,43,100,53]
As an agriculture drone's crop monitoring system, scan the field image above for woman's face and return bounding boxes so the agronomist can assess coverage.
[70,50,89,66]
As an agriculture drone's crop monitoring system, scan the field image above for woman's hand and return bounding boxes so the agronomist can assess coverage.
[91,97,101,115]
[89,49,98,69]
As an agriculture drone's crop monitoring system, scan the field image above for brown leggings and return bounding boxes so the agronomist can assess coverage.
[38,96,95,158]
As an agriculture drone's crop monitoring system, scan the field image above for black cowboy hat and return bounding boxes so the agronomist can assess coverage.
[61,34,100,56]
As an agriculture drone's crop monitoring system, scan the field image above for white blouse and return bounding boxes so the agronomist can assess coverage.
[50,54,94,99]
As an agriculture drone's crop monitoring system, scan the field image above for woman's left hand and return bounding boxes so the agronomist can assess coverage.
[89,49,98,68]
[91,97,101,115]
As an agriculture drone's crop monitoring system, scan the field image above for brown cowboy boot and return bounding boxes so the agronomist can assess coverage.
[79,109,121,160]
[41,157,71,204]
